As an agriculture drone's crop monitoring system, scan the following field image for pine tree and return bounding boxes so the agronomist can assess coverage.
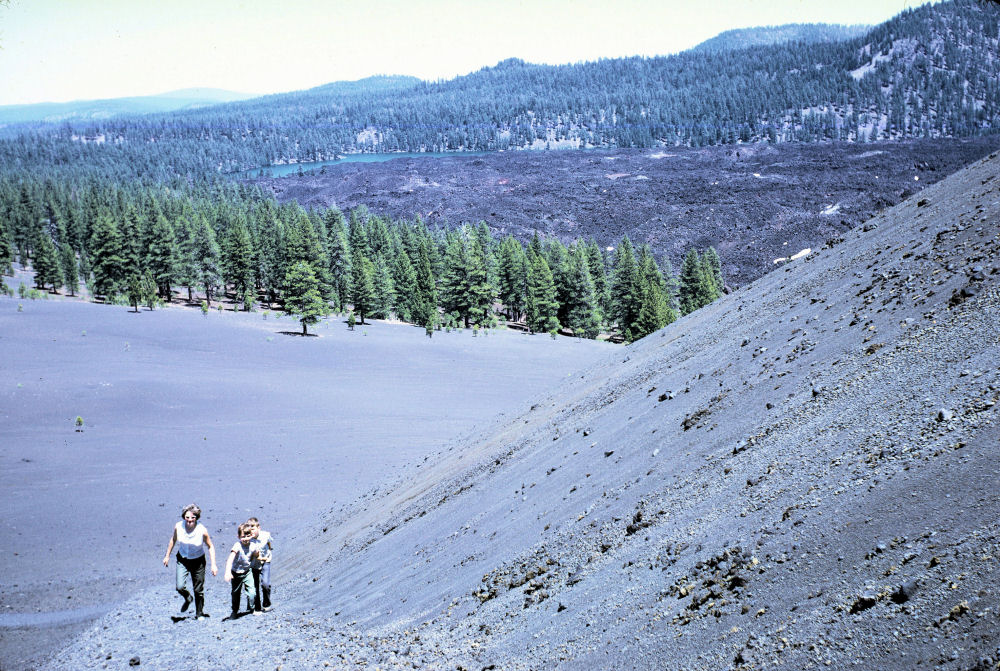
[255,205,286,308]
[13,183,38,264]
[60,242,78,297]
[193,214,222,305]
[89,214,126,300]
[283,261,330,335]
[410,237,437,327]
[702,246,724,298]
[223,216,255,301]
[497,236,528,322]
[349,254,375,325]
[285,210,333,298]
[466,230,496,327]
[32,229,63,292]
[562,244,601,339]
[370,254,396,319]
[584,240,610,325]
[679,248,718,315]
[610,236,641,339]
[174,209,200,302]
[126,273,143,312]
[348,207,371,261]
[390,249,418,321]
[545,239,573,327]
[0,210,13,274]
[119,205,145,281]
[145,211,177,302]
[440,230,473,326]
[632,250,676,340]
[324,209,351,312]
[526,252,559,334]
[141,271,158,310]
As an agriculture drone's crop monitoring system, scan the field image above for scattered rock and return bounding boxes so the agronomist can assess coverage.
[891,578,919,604]
[850,592,879,613]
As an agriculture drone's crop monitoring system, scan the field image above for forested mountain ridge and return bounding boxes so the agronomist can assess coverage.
[0,0,994,182]
[688,23,871,54]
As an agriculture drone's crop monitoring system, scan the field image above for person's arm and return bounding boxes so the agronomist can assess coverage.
[162,526,177,567]
[204,530,218,576]
[223,546,235,582]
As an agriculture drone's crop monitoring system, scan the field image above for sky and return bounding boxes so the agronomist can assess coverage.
[0,0,936,106]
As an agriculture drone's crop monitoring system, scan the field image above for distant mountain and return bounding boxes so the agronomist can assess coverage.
[1,0,997,181]
[302,75,423,97]
[689,23,870,53]
[0,88,257,124]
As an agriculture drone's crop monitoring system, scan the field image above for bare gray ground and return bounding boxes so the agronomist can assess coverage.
[37,149,1000,670]
[0,295,610,670]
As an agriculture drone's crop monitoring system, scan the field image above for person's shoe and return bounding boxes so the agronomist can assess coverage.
[262,606,272,612]
[252,610,263,616]
[181,594,193,613]
[196,613,208,620]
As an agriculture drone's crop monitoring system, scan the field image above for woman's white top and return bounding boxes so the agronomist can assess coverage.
[174,521,209,559]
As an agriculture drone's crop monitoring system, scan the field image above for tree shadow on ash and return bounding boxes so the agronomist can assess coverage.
[276,331,318,337]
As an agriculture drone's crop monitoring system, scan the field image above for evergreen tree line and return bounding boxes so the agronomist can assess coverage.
[0,179,724,342]
[0,0,995,184]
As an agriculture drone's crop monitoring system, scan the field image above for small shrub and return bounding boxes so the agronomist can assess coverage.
[550,329,558,339]
[75,416,84,432]
[472,327,478,337]
[81,330,86,336]
[263,310,269,320]
[18,283,26,298]
[17,303,23,312]
[200,300,209,315]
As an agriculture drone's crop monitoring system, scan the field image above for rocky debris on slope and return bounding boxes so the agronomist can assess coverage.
[254,138,1000,287]
[48,150,1000,669]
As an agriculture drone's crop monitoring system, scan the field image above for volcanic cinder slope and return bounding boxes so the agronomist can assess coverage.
[49,150,999,670]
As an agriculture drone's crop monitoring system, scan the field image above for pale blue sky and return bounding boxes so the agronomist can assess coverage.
[0,0,934,106]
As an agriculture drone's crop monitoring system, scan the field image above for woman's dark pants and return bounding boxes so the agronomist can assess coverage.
[175,554,206,616]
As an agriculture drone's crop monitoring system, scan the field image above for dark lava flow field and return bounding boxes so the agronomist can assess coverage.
[255,137,1000,287]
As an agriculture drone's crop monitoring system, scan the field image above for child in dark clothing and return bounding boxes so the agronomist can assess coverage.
[247,517,274,612]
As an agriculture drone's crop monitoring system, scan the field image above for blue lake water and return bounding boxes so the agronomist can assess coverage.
[235,151,489,178]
